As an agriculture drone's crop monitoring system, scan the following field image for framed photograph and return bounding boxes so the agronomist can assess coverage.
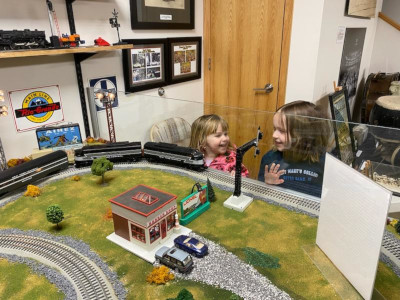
[338,27,366,108]
[345,0,376,18]
[329,88,356,166]
[168,37,201,85]
[122,39,167,93]
[130,0,194,29]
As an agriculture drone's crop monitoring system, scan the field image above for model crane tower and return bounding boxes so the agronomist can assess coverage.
[46,0,62,48]
[224,127,263,212]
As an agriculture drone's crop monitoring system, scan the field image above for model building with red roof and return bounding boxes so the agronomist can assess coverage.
[109,184,178,250]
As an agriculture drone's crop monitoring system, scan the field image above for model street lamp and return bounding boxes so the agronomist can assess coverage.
[96,89,116,143]
[0,90,8,117]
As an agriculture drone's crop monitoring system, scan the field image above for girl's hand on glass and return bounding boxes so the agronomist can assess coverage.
[230,170,236,177]
[264,163,285,185]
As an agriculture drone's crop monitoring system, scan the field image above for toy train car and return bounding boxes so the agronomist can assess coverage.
[74,141,142,167]
[143,142,204,170]
[0,29,50,50]
[0,150,68,197]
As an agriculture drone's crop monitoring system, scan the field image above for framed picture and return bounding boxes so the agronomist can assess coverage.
[345,0,376,18]
[329,88,356,166]
[168,37,201,85]
[130,0,194,29]
[122,39,167,93]
[338,28,366,108]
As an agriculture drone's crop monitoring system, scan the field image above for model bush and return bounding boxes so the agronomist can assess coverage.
[104,207,113,220]
[146,265,174,285]
[24,185,41,197]
[46,204,64,228]
[166,288,194,300]
[395,220,400,235]
[229,295,243,300]
[71,175,81,181]
[242,247,280,269]
[7,156,31,168]
[91,157,113,185]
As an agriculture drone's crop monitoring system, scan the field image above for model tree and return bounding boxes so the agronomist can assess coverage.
[46,204,64,228]
[395,220,400,235]
[207,178,216,202]
[91,157,113,185]
[166,288,194,300]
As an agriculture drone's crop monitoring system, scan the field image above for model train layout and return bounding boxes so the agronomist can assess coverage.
[0,141,205,197]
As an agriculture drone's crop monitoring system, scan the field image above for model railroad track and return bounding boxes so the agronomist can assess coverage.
[0,234,116,300]
[1,161,399,275]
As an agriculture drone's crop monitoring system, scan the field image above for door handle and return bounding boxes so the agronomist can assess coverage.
[253,83,273,93]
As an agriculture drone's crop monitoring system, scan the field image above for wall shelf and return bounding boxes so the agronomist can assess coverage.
[0,44,133,59]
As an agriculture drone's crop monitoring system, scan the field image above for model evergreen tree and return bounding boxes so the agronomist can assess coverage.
[91,157,113,185]
[166,288,194,300]
[207,178,216,202]
[46,204,64,228]
[395,220,400,235]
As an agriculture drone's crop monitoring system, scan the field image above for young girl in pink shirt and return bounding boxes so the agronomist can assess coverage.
[189,114,249,177]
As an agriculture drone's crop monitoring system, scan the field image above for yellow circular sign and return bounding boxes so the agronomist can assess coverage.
[22,91,54,123]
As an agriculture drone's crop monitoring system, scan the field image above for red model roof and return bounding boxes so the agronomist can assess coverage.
[109,184,177,216]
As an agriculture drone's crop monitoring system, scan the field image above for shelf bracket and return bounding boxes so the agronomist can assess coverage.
[75,53,96,63]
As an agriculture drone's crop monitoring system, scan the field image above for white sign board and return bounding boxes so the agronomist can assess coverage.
[316,154,391,300]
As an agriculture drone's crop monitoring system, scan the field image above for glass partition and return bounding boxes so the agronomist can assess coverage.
[102,92,400,210]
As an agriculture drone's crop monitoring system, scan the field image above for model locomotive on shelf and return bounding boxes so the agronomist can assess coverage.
[74,141,205,170]
[0,150,68,197]
[0,29,50,50]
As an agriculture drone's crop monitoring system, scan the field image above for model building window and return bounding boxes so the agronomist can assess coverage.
[132,192,159,205]
[131,224,145,243]
[166,213,175,231]
[149,224,160,243]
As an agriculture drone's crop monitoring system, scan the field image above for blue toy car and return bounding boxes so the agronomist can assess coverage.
[174,235,208,257]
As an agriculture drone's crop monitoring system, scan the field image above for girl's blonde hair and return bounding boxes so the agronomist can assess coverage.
[277,100,330,163]
[189,114,233,152]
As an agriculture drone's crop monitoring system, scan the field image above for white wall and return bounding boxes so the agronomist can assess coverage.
[0,0,203,159]
[381,0,400,24]
[286,0,383,107]
[285,0,325,103]
[369,4,400,73]
[312,0,382,108]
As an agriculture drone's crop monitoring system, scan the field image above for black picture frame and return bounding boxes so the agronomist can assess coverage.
[130,0,194,30]
[329,88,357,166]
[167,36,201,85]
[122,38,167,93]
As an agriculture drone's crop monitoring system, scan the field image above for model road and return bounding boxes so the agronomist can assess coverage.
[0,234,117,300]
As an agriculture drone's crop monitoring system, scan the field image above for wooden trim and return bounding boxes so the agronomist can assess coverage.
[277,0,294,108]
[0,45,133,59]
[203,0,211,103]
[379,12,400,32]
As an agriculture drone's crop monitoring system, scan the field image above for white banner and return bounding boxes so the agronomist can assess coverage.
[9,85,64,132]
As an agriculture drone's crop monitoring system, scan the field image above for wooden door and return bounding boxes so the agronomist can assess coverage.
[204,0,293,179]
